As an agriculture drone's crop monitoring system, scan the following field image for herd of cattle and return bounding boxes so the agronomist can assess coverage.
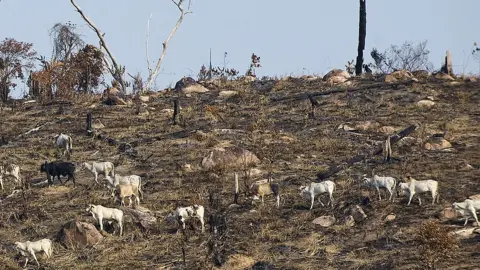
[0,132,477,267]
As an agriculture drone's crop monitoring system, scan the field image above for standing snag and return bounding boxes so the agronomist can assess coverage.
[383,135,392,162]
[355,0,367,76]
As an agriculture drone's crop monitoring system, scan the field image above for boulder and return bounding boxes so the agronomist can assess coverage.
[355,120,380,131]
[218,91,238,98]
[343,215,355,227]
[122,206,157,230]
[201,146,261,170]
[175,77,209,94]
[58,219,104,249]
[411,70,430,78]
[424,138,452,151]
[138,95,150,102]
[465,77,477,83]
[349,205,367,222]
[434,72,455,81]
[416,100,436,108]
[312,216,336,227]
[385,70,417,83]
[322,69,351,82]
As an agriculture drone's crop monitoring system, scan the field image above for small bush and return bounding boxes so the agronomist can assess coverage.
[414,220,459,269]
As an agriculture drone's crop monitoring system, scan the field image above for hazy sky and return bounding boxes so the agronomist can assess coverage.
[1,0,479,98]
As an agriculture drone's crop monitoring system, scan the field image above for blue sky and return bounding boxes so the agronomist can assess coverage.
[1,0,479,98]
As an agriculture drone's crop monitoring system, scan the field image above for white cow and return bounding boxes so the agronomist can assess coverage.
[397,176,439,206]
[452,199,480,226]
[106,174,143,199]
[14,239,53,267]
[54,133,73,159]
[86,204,124,236]
[362,175,397,201]
[0,163,21,190]
[299,181,335,210]
[169,205,205,233]
[81,161,115,184]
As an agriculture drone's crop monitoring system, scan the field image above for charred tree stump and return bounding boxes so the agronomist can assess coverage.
[317,124,417,180]
[234,173,239,204]
[86,112,93,137]
[355,0,367,76]
[307,94,319,119]
[172,99,179,125]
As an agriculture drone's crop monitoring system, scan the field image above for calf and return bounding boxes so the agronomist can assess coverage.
[40,161,76,187]
[14,239,53,267]
[114,184,140,207]
[86,204,124,236]
[452,199,480,226]
[54,133,73,159]
[106,174,143,199]
[397,176,439,206]
[81,161,115,184]
[362,175,397,201]
[250,180,280,208]
[0,163,21,190]
[299,180,336,210]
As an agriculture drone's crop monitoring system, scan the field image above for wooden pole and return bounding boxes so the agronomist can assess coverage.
[173,99,179,125]
[234,173,239,204]
[86,112,93,136]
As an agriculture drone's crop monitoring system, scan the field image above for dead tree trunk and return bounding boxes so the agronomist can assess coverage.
[173,99,179,125]
[355,0,367,76]
[86,112,93,136]
[234,173,239,204]
[317,124,417,180]
[441,50,453,75]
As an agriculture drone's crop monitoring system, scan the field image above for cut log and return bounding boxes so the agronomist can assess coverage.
[316,124,417,180]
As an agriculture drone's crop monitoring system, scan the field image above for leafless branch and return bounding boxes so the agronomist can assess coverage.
[143,0,192,92]
[70,0,126,91]
[146,13,154,76]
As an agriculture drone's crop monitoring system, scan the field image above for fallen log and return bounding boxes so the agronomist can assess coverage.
[316,124,417,181]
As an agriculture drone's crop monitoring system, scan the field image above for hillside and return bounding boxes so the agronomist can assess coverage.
[0,73,479,269]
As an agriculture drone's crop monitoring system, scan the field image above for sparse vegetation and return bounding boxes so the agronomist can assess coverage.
[370,40,434,73]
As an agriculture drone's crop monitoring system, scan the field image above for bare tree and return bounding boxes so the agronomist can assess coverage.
[69,0,126,92]
[355,0,366,76]
[370,40,433,74]
[49,22,85,63]
[143,0,192,92]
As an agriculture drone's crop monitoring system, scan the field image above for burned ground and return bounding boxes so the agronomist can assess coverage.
[0,75,479,269]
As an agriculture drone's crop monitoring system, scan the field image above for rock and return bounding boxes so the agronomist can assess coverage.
[343,215,355,227]
[59,219,104,249]
[242,75,257,82]
[312,216,336,227]
[175,77,209,94]
[416,100,436,108]
[397,136,419,147]
[468,194,480,200]
[326,75,348,86]
[384,70,416,83]
[244,168,264,178]
[104,95,127,106]
[92,119,105,129]
[338,124,357,132]
[104,87,121,97]
[218,90,238,98]
[183,164,193,172]
[377,126,396,134]
[300,75,320,81]
[222,254,255,270]
[434,72,455,81]
[411,70,430,78]
[440,207,461,220]
[385,214,396,222]
[322,69,351,82]
[424,138,452,150]
[160,108,174,117]
[138,95,150,102]
[451,227,480,239]
[122,207,157,230]
[465,77,477,83]
[201,146,261,170]
[349,205,367,222]
[355,120,380,131]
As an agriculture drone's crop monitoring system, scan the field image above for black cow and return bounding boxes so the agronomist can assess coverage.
[40,161,76,187]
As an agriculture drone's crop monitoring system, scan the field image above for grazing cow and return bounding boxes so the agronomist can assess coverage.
[299,180,336,210]
[14,239,53,267]
[250,180,280,208]
[106,174,143,199]
[452,199,480,226]
[362,175,397,201]
[397,176,439,206]
[81,161,115,184]
[86,204,124,236]
[0,163,21,190]
[54,133,73,159]
[114,184,140,207]
[168,205,205,233]
[40,161,76,187]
